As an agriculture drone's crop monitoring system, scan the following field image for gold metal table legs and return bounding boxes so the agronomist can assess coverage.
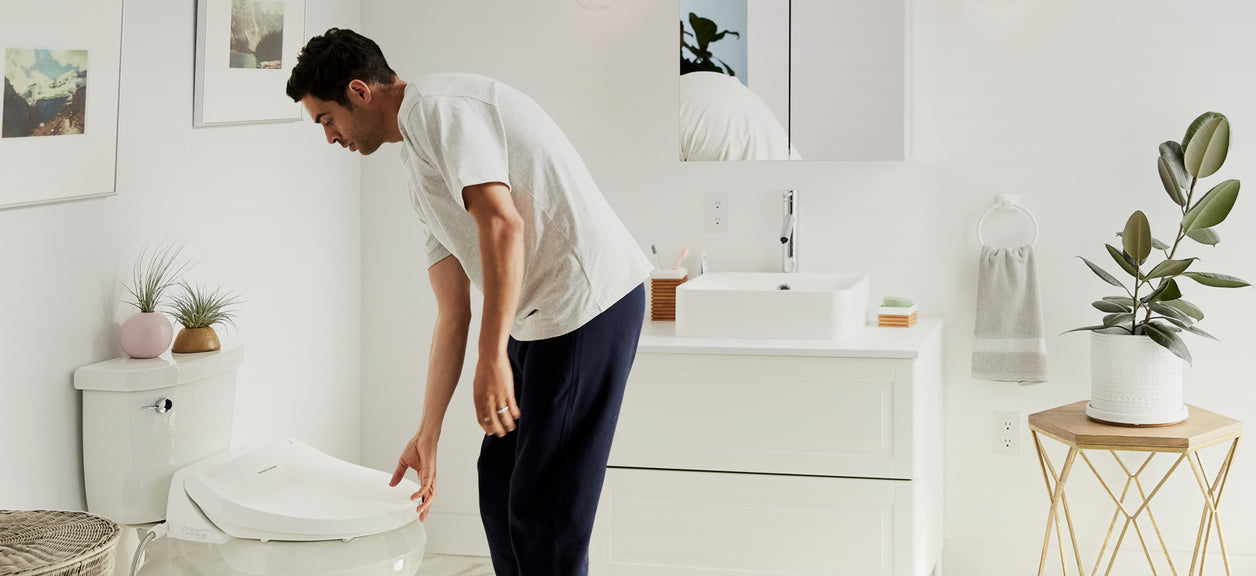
[1032,431,1240,576]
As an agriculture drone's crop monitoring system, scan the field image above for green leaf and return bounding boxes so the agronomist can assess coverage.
[1105,245,1140,279]
[1153,319,1184,332]
[1093,300,1131,313]
[1183,113,1230,178]
[1154,278,1183,302]
[1141,278,1183,304]
[1151,301,1193,324]
[1187,228,1222,246]
[1144,322,1193,364]
[1182,179,1240,232]
[1182,272,1251,288]
[1159,157,1186,206]
[1158,141,1189,206]
[1104,313,1135,327]
[1183,324,1218,340]
[1141,281,1170,303]
[1186,227,1221,246]
[1117,232,1171,250]
[1080,256,1127,289]
[1145,258,1196,279]
[1162,298,1204,321]
[1103,296,1136,307]
[1183,113,1219,151]
[1062,325,1120,335]
[1122,211,1153,262]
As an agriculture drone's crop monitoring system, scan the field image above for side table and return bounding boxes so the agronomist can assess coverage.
[1029,401,1241,576]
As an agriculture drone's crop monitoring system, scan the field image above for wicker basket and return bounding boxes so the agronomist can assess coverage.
[0,510,121,576]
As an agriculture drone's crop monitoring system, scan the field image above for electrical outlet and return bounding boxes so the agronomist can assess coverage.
[993,411,1021,454]
[704,190,730,233]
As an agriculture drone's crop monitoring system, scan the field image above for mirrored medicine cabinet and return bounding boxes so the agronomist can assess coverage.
[679,0,907,162]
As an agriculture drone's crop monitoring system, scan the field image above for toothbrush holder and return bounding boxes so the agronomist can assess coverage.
[650,268,688,322]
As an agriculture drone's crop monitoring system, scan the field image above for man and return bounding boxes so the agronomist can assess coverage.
[286,28,652,576]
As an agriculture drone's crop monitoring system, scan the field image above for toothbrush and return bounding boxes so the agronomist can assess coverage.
[673,246,689,270]
[651,245,664,269]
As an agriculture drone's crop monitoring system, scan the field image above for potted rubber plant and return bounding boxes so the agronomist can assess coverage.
[169,282,240,353]
[119,241,190,358]
[1071,111,1248,425]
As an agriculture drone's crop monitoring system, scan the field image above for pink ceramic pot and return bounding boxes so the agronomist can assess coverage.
[119,312,173,358]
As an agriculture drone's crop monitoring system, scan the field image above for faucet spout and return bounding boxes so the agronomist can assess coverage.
[781,190,797,272]
[780,214,796,244]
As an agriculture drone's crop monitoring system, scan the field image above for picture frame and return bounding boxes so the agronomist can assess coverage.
[0,0,125,210]
[194,0,305,127]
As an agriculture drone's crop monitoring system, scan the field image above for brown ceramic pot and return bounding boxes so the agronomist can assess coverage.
[172,326,221,354]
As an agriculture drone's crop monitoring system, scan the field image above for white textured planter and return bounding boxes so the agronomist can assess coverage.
[1087,331,1188,426]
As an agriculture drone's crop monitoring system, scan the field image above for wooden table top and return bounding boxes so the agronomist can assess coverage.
[1028,401,1242,452]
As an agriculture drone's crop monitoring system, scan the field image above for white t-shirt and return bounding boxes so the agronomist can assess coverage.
[396,73,652,341]
[679,71,799,161]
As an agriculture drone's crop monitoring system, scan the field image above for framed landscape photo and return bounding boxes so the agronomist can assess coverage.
[194,0,305,127]
[0,0,124,209]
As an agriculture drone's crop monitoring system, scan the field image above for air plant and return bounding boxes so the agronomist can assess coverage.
[122,240,192,313]
[169,282,241,330]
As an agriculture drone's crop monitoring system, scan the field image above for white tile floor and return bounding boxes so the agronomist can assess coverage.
[415,554,495,576]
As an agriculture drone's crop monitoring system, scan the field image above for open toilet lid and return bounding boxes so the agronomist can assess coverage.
[184,438,421,542]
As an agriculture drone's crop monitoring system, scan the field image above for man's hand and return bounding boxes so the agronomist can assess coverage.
[390,432,439,522]
[474,352,521,437]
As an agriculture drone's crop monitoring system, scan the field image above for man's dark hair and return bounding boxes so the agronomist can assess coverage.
[286,28,396,107]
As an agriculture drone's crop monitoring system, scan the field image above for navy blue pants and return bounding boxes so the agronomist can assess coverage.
[478,284,644,576]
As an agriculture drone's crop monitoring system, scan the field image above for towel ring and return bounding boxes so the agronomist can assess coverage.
[977,198,1039,247]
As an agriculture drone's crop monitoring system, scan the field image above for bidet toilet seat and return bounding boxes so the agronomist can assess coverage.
[180,438,421,542]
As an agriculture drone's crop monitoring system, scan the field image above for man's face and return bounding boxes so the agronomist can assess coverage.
[301,93,385,156]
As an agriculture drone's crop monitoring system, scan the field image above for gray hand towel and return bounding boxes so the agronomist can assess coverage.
[972,245,1048,383]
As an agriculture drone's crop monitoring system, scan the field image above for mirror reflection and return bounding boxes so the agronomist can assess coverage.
[679,0,906,162]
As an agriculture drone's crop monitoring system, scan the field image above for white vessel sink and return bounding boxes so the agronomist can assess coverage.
[674,273,870,340]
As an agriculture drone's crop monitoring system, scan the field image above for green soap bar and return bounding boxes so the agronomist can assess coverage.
[881,296,914,307]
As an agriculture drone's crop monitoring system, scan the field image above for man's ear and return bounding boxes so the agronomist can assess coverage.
[347,79,372,104]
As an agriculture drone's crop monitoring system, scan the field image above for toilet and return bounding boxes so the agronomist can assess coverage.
[73,346,427,575]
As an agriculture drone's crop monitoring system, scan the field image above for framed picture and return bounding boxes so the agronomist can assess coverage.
[194,0,305,127]
[0,0,125,209]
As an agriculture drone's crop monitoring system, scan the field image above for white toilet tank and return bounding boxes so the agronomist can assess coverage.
[74,346,243,525]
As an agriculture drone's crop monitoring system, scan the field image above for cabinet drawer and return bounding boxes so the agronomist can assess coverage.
[590,468,912,576]
[610,354,914,479]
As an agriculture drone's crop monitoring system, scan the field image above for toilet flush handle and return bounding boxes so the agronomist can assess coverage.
[143,398,174,414]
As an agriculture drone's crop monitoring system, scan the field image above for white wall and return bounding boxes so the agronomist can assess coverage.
[0,0,363,512]
[360,0,1256,572]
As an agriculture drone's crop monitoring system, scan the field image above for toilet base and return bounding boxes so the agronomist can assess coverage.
[129,522,426,576]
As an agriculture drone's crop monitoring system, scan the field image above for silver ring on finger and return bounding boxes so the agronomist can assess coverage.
[496,406,509,414]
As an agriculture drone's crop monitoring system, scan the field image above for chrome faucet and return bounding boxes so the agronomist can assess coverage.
[780,190,797,273]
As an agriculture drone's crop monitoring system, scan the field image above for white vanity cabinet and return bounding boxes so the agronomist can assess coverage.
[590,319,943,576]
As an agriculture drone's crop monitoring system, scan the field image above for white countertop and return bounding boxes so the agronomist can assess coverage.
[638,317,943,358]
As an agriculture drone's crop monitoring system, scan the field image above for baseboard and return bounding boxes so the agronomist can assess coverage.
[423,511,491,557]
[944,538,1256,576]
[422,518,1256,573]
